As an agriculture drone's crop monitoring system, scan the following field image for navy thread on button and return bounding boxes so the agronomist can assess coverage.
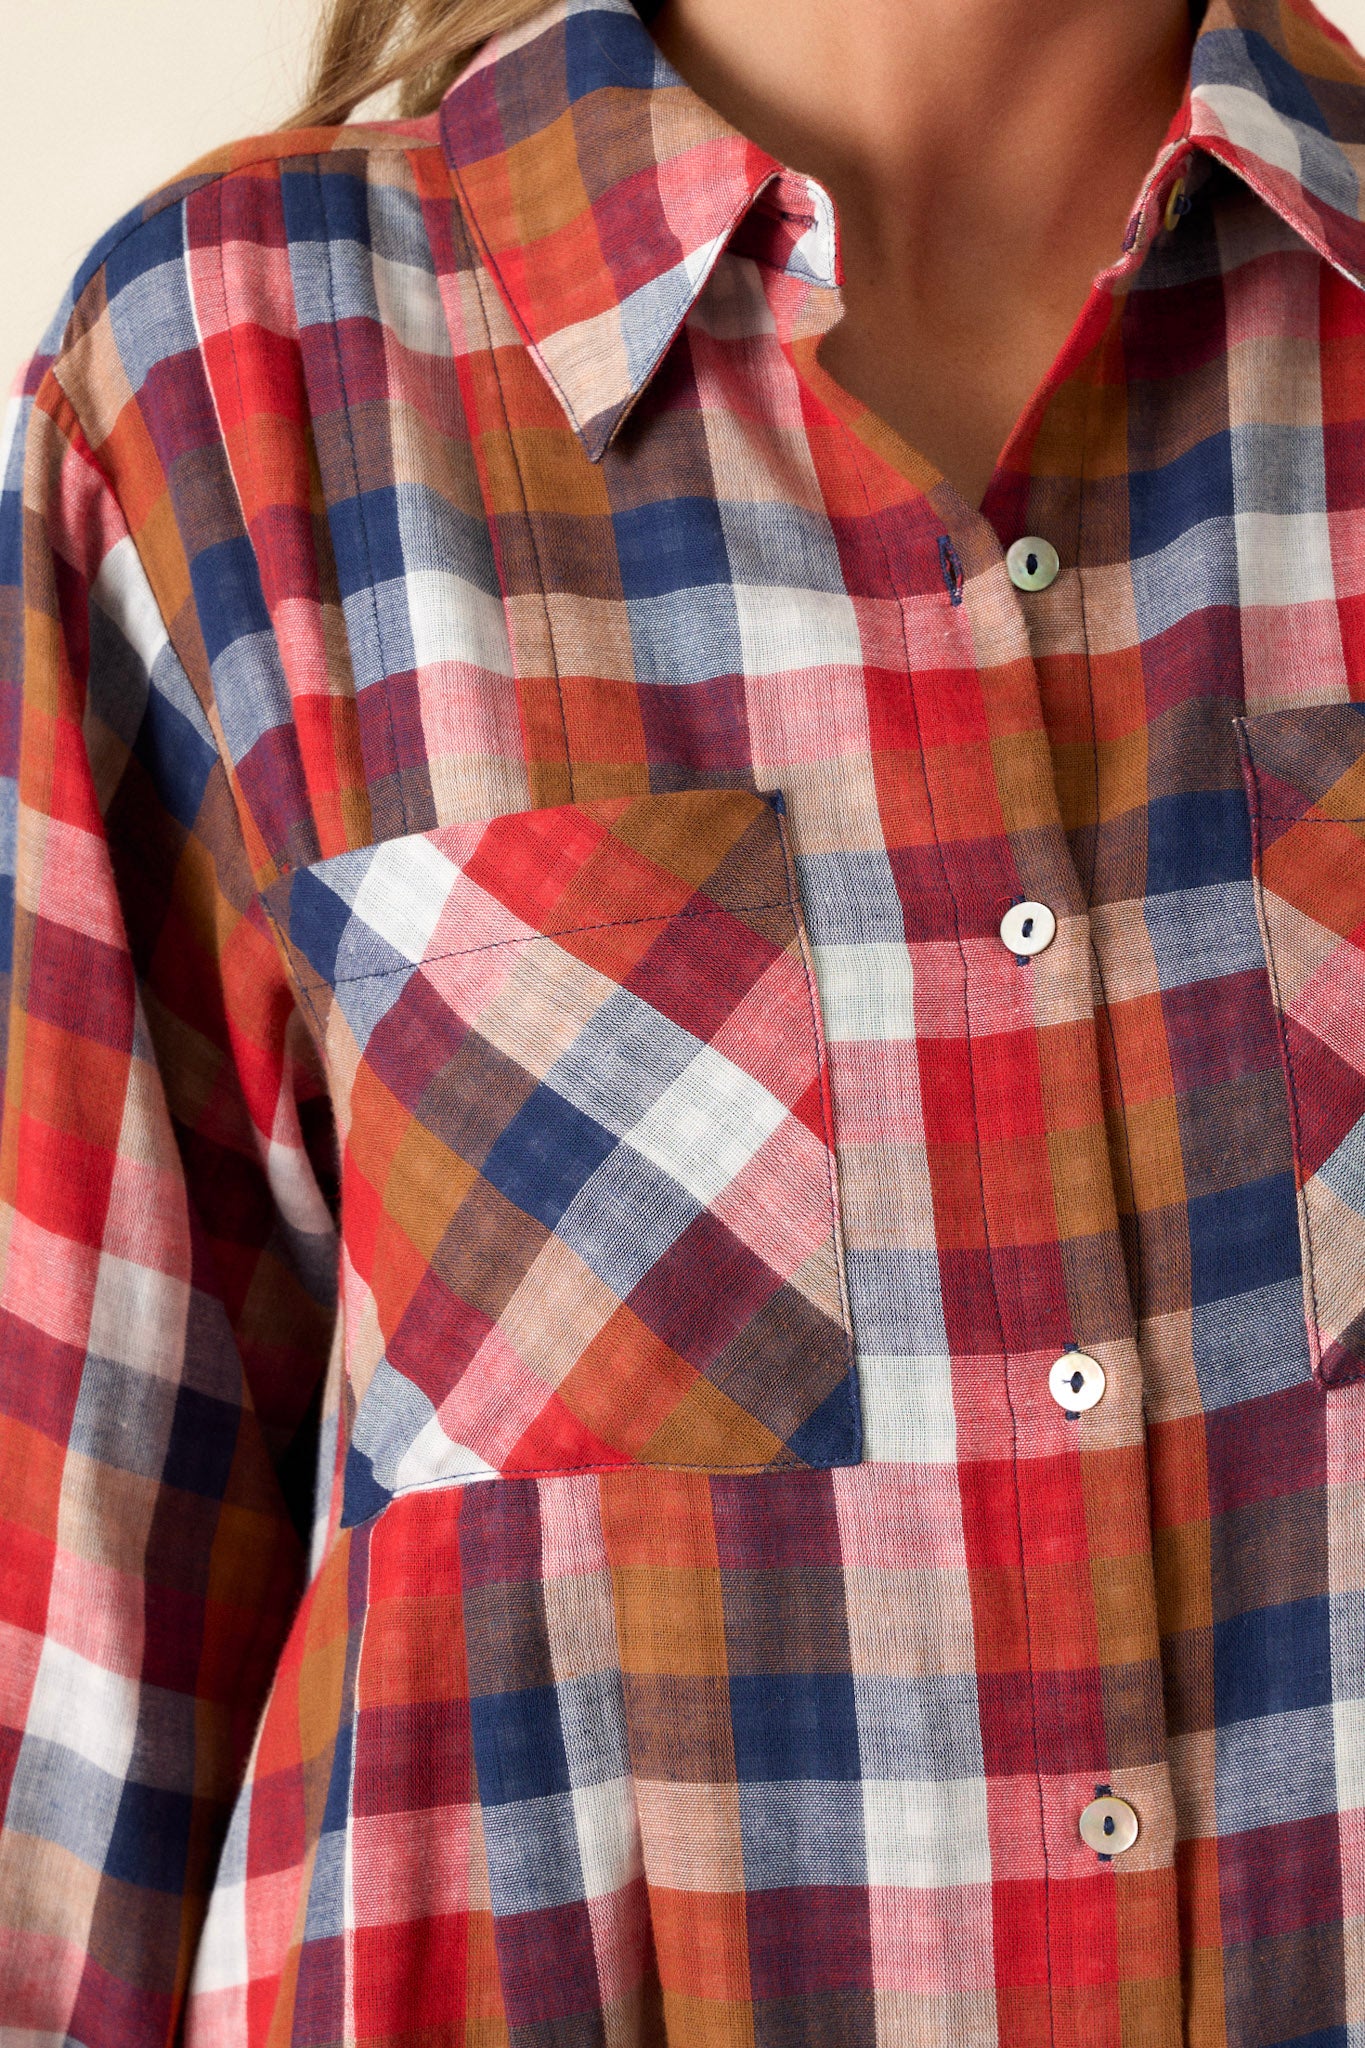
[1064,1340,1081,1421]
[1009,894,1031,967]
[938,536,964,606]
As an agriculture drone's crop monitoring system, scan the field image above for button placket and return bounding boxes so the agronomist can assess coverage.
[903,490,1170,1981]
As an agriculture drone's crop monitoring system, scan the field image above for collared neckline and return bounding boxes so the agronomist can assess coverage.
[1186,0,1365,284]
[441,0,1365,459]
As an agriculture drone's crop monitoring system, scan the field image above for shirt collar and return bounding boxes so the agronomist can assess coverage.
[440,0,798,458]
[1185,0,1365,287]
[441,0,1365,460]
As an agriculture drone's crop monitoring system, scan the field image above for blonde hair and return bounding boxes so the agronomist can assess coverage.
[292,0,552,127]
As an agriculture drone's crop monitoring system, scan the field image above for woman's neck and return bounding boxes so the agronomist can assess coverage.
[652,0,1195,507]
[652,0,1194,301]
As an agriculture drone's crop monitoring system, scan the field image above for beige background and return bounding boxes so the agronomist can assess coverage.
[1,0,320,387]
[4,0,1365,389]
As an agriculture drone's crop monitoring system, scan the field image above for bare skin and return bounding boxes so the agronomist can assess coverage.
[653,0,1195,509]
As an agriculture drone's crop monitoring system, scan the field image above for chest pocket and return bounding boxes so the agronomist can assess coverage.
[262,788,859,1517]
[1237,704,1365,1389]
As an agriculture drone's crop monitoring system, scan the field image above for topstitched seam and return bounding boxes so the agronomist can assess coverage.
[276,895,800,986]
[1240,749,1364,1390]
[768,802,860,1420]
[313,159,410,837]
[462,244,576,798]
[1074,281,1147,1342]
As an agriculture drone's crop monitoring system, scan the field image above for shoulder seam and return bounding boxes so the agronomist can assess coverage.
[55,130,446,369]
[69,129,446,303]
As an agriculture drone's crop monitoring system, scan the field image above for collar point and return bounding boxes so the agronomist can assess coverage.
[576,396,635,464]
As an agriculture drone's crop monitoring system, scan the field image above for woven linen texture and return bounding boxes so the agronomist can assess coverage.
[261,788,856,1501]
[2,0,1365,2041]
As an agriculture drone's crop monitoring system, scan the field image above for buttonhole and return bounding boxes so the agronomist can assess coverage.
[1026,553,1039,578]
[938,536,965,606]
[1021,915,1035,939]
[1070,1370,1085,1393]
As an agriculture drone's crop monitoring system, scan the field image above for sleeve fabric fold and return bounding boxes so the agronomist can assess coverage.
[0,309,338,2039]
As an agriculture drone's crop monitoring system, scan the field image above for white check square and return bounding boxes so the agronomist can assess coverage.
[625,1043,787,1207]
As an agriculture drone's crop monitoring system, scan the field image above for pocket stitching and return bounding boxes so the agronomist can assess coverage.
[1238,732,1365,1390]
[772,809,859,1412]
[275,896,799,989]
[271,815,862,1483]
[259,887,328,1039]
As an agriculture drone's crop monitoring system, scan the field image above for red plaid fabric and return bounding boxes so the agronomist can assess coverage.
[262,788,856,1488]
[3,0,1365,2041]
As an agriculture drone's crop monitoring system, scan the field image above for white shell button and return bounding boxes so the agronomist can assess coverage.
[1006,536,1061,591]
[999,901,1056,957]
[1048,1352,1106,1413]
[1079,1795,1139,1857]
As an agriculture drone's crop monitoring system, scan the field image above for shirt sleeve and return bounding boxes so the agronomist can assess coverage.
[0,343,340,2036]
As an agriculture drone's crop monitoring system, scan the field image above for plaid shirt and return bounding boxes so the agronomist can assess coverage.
[4,0,1365,2037]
